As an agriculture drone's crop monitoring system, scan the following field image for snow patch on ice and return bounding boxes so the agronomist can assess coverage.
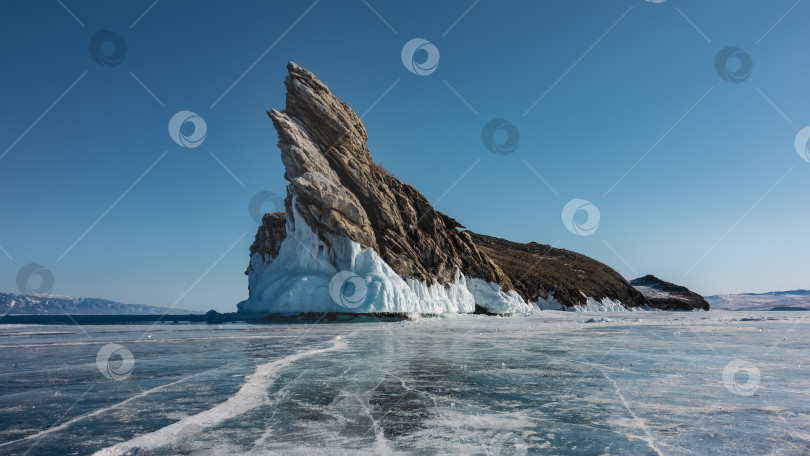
[634,285,690,302]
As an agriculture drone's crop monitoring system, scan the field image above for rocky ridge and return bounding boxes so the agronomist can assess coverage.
[240,62,702,314]
[631,275,710,311]
[264,62,511,289]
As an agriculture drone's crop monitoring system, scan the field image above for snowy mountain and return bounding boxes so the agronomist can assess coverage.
[705,290,810,311]
[238,63,697,316]
[0,292,199,315]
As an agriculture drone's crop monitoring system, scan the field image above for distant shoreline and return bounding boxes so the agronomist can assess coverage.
[0,312,422,325]
[0,314,218,325]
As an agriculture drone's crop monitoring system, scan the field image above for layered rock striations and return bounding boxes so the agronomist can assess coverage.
[470,233,648,310]
[238,62,700,315]
[265,63,511,287]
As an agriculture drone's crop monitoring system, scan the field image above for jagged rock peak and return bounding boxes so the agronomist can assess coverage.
[240,62,668,314]
[265,61,513,289]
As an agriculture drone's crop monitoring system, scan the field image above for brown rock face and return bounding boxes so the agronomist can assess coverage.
[246,212,286,275]
[250,62,664,310]
[266,62,512,289]
[631,275,710,311]
[469,233,649,308]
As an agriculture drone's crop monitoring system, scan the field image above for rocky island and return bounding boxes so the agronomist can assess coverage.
[631,275,711,311]
[238,62,707,315]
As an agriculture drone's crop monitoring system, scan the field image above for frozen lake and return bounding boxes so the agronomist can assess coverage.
[0,311,807,455]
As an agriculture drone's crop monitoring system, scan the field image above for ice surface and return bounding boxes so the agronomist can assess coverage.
[1,311,808,455]
[93,338,348,456]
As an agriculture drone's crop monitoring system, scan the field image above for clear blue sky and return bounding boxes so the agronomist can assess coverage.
[1,0,808,311]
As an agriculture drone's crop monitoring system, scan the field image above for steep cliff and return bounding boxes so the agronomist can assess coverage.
[239,62,660,314]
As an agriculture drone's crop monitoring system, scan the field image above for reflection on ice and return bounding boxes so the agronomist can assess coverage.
[0,311,807,455]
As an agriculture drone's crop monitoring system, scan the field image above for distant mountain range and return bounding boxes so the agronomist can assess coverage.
[705,290,810,311]
[0,292,200,316]
[3,288,805,316]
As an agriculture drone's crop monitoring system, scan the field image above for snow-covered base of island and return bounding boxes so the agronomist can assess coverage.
[535,293,566,311]
[531,294,634,312]
[465,278,533,314]
[239,199,631,315]
[571,297,630,312]
[241,201,472,314]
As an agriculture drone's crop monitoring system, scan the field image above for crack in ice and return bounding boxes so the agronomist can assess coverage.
[0,361,244,450]
[246,368,311,453]
[93,337,348,456]
[603,371,664,456]
[382,370,491,454]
